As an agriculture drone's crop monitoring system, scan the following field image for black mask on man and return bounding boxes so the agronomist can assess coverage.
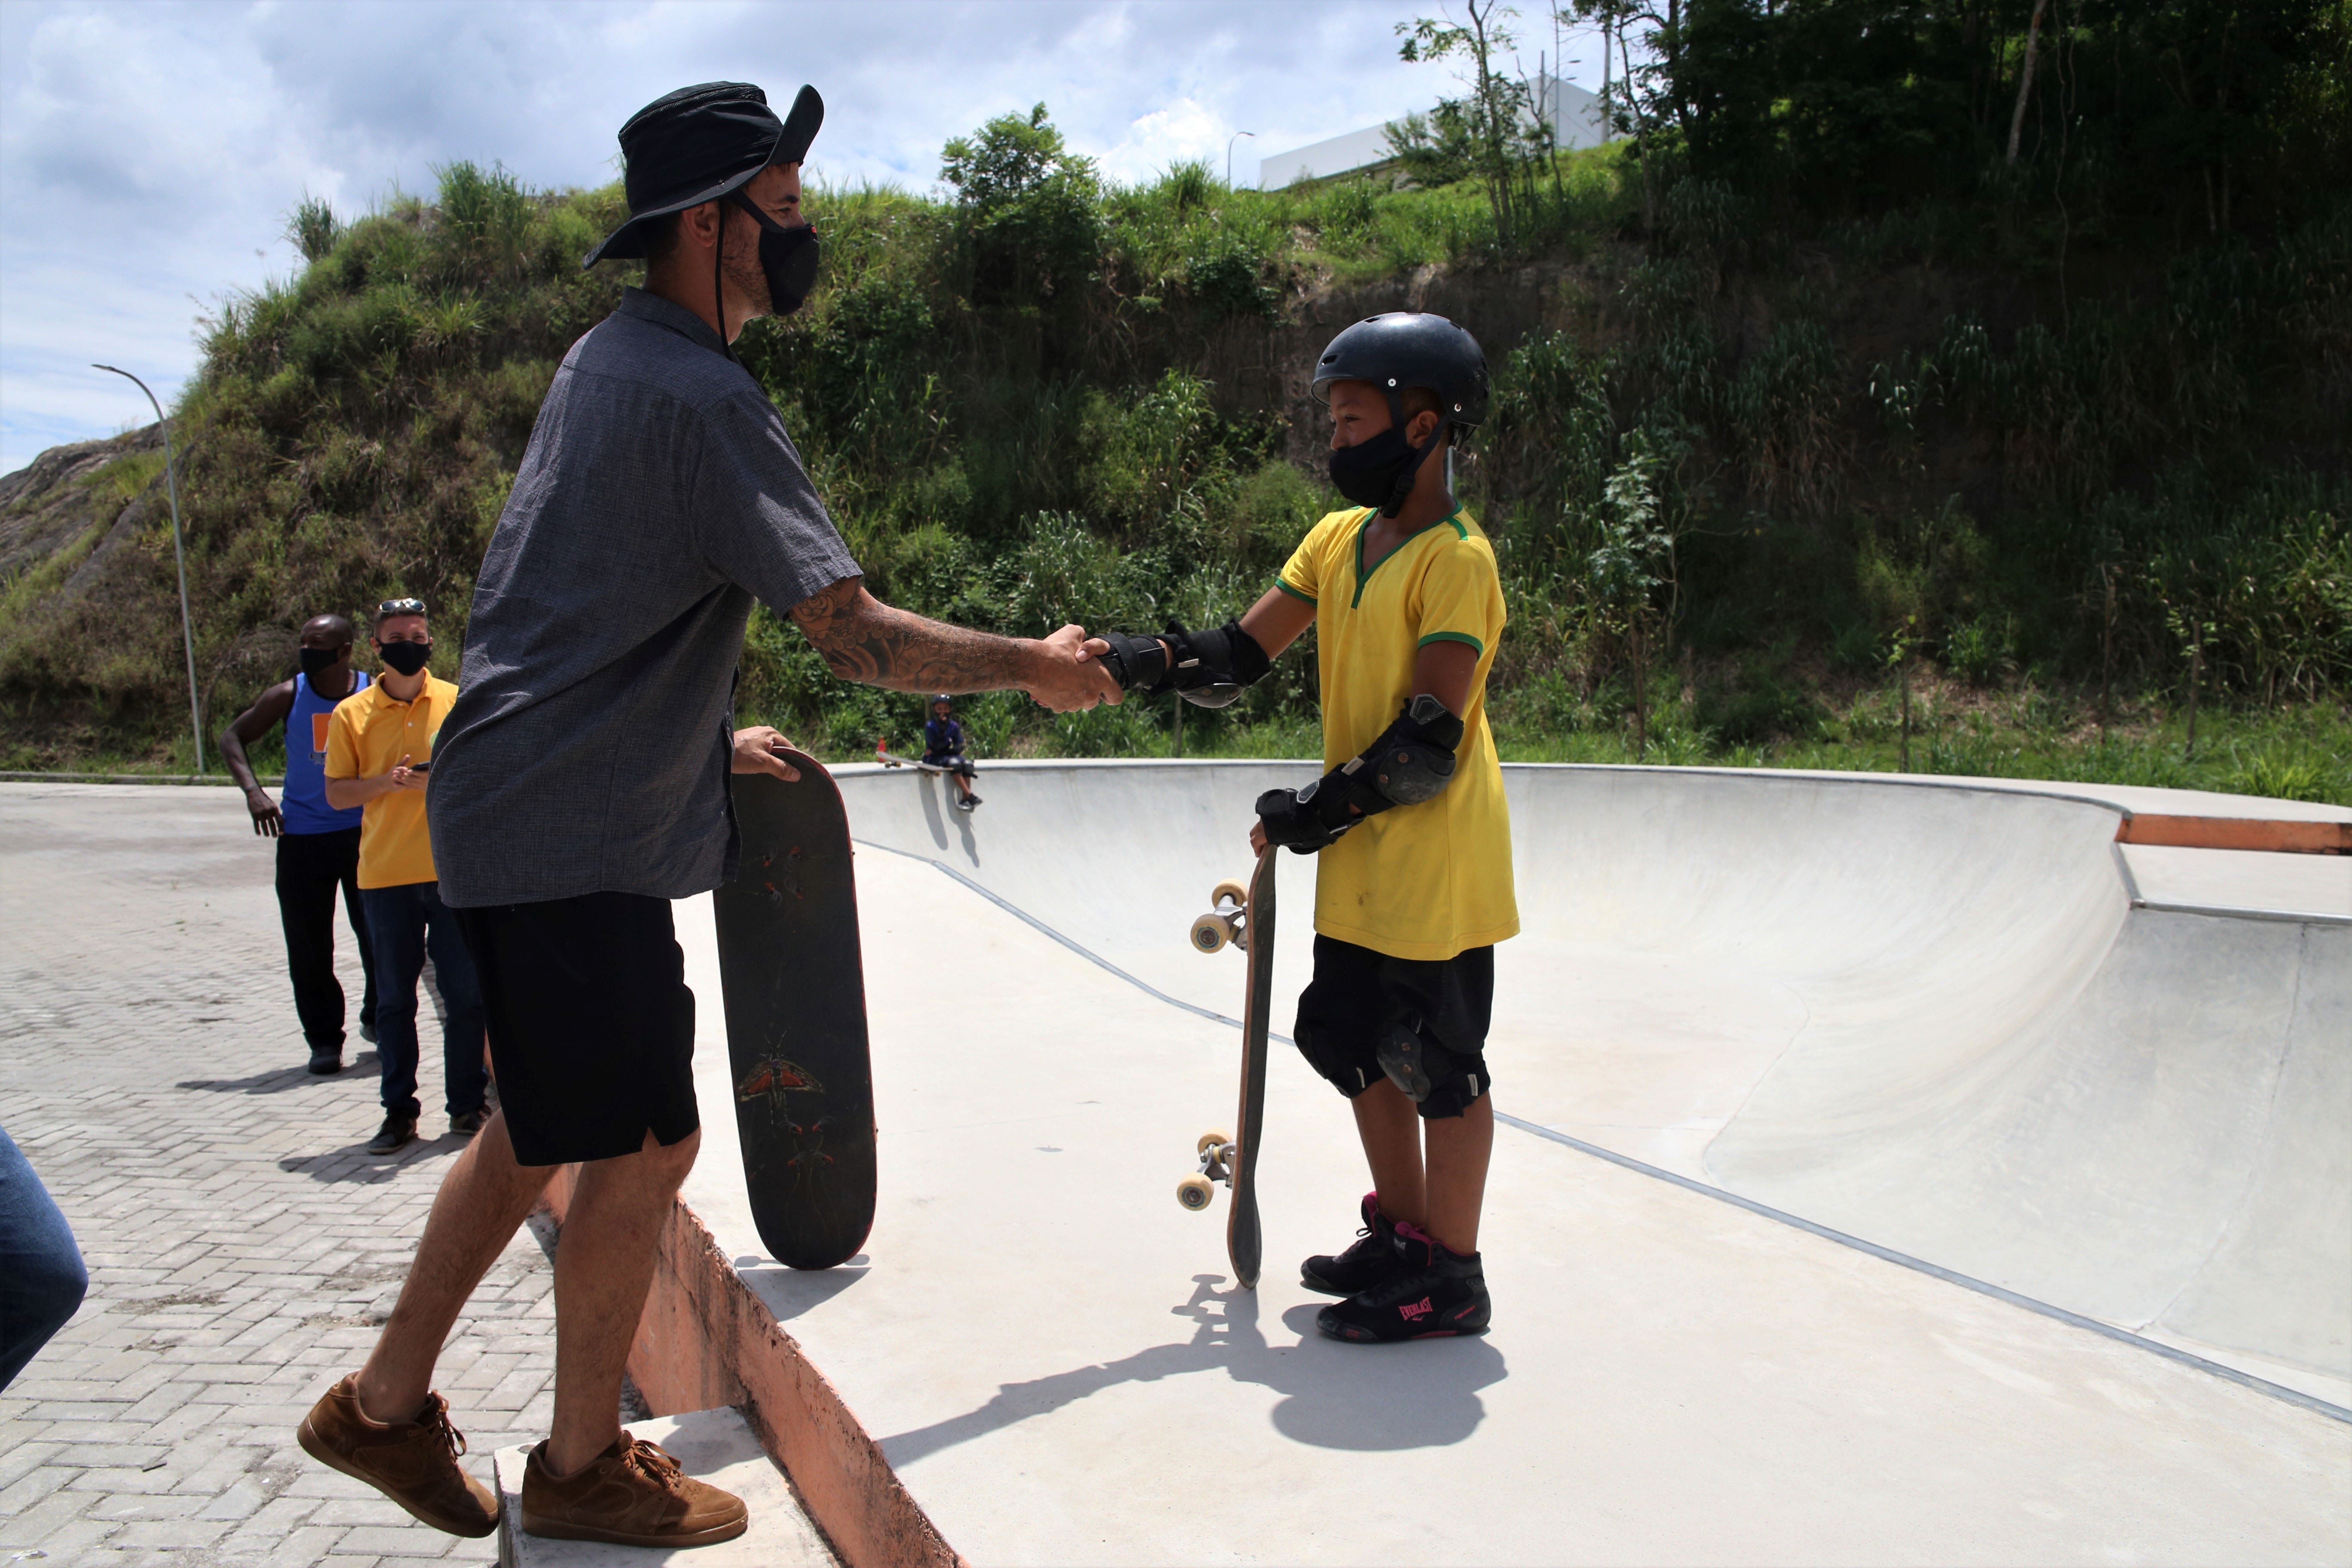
[1329,422,1439,518]
[731,194,821,317]
[377,641,431,677]
[298,647,343,680]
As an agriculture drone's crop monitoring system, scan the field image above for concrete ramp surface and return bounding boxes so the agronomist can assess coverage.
[646,760,2350,1564]
[835,761,2350,1405]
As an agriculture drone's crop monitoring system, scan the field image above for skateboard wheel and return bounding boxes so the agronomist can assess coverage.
[1176,1174,1216,1211]
[1197,1130,1232,1155]
[1211,879,1247,910]
[1189,912,1234,954]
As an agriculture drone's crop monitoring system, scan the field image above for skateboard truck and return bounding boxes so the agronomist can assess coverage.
[1188,879,1250,955]
[1177,1129,1235,1211]
[1178,873,1255,1210]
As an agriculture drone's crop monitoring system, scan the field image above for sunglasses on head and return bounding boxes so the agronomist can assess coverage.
[377,597,427,617]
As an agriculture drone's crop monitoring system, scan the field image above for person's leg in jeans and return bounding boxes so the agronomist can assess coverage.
[0,1125,88,1391]
[276,831,351,1066]
[335,829,380,1041]
[420,885,489,1119]
[361,884,428,1127]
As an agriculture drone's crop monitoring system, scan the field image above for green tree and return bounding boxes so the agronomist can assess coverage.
[940,104,1105,305]
[1395,1,1549,243]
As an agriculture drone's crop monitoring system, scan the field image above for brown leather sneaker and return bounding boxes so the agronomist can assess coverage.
[521,1433,749,1548]
[296,1376,498,1538]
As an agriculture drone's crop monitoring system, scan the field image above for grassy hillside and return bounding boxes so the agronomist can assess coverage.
[2,2,2346,798]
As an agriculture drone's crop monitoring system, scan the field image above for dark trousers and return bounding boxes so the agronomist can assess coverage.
[360,881,489,1122]
[0,1125,87,1391]
[275,828,377,1054]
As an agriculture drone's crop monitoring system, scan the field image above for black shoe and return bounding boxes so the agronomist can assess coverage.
[367,1113,419,1155]
[307,1049,344,1076]
[447,1109,487,1137]
[360,1022,379,1044]
[1317,1223,1490,1343]
[1302,1192,1405,1296]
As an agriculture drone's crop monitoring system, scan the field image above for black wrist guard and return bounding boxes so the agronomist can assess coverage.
[1096,620,1270,708]
[1256,780,1357,854]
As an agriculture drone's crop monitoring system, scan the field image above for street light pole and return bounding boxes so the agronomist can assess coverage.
[94,364,203,775]
[1226,131,1256,189]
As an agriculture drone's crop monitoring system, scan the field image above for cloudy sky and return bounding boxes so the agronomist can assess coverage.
[0,0,1610,476]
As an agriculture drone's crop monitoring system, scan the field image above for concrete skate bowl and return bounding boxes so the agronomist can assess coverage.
[835,759,2349,1410]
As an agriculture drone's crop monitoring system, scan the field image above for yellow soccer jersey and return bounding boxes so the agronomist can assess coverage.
[1276,506,1518,960]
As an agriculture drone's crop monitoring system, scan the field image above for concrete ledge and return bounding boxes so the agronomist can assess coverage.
[493,1405,834,1567]
[539,1170,962,1568]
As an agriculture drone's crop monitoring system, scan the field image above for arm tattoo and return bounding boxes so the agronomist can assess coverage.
[790,578,1035,693]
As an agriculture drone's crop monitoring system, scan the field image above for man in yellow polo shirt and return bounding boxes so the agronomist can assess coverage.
[1089,312,1513,1342]
[325,597,488,1155]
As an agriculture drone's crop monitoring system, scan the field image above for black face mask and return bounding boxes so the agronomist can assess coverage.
[377,641,432,677]
[731,194,821,317]
[298,647,343,680]
[1329,422,1439,517]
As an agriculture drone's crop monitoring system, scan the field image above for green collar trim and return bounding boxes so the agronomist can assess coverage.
[1351,508,1466,609]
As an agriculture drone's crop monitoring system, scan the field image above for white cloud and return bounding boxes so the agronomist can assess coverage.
[0,0,1610,473]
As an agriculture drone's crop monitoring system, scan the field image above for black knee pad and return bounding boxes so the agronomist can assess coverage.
[1375,1013,1491,1119]
[1294,1015,1384,1099]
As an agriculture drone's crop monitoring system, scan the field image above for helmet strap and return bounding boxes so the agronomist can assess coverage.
[1380,386,1442,518]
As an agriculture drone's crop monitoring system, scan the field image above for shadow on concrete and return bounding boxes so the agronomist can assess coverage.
[877,1273,1504,1465]
[276,1129,467,1185]
[179,1050,383,1096]
[737,1255,871,1321]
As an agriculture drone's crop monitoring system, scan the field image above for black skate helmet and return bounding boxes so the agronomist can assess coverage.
[1310,312,1489,429]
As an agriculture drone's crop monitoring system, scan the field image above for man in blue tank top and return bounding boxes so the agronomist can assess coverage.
[221,614,380,1075]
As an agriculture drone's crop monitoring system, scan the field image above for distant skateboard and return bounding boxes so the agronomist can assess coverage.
[1179,846,1278,1289]
[873,738,946,774]
[713,753,876,1271]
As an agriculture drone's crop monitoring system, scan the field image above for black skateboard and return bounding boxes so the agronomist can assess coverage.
[713,754,876,1271]
[1179,846,1278,1289]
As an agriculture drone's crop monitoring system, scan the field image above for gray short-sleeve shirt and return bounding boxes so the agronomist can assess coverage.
[429,288,859,907]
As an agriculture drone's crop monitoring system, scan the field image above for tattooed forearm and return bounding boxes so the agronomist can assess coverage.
[790,578,1036,692]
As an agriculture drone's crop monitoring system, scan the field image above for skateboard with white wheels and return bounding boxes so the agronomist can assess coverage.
[1178,845,1277,1289]
[713,753,875,1271]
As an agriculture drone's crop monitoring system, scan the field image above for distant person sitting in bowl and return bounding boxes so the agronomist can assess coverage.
[923,694,982,811]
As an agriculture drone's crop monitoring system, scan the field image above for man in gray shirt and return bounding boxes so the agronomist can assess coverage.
[296,82,1117,1550]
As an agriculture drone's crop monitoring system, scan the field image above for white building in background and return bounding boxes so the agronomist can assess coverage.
[1256,73,1608,189]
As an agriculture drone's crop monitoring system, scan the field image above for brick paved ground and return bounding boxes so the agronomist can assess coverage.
[0,784,594,1568]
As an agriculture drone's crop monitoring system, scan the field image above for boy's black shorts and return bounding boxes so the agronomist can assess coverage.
[1292,934,1494,1119]
[453,891,698,1167]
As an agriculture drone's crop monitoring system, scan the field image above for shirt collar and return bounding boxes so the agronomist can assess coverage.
[617,286,729,359]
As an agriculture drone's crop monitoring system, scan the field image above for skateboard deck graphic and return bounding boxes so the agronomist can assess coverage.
[1179,846,1278,1289]
[713,755,876,1271]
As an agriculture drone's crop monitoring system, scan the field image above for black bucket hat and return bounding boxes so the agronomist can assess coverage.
[582,81,823,267]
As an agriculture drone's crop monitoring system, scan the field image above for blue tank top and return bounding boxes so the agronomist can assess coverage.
[282,670,370,835]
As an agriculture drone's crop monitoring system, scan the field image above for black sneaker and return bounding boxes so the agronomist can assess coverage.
[1301,1191,1405,1296]
[1317,1222,1490,1343]
[447,1109,487,1137]
[367,1114,419,1155]
[307,1048,344,1076]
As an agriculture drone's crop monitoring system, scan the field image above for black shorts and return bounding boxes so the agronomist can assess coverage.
[1292,935,1495,1119]
[453,891,698,1166]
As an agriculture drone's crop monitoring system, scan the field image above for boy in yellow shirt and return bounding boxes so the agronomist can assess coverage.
[324,598,488,1155]
[1090,312,1514,1340]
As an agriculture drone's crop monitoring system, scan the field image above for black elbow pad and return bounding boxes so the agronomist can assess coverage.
[1363,693,1463,805]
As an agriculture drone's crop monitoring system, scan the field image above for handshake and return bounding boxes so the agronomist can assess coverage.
[1028,620,1269,715]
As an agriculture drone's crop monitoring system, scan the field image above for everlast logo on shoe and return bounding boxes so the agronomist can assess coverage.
[1400,1296,1434,1321]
